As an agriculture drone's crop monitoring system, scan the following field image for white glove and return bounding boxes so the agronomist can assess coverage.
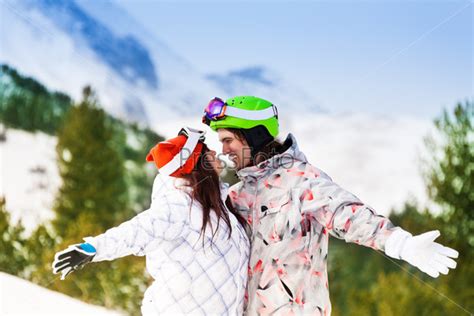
[385,229,458,278]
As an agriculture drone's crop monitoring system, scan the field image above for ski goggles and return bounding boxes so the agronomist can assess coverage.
[202,97,278,126]
[178,126,206,142]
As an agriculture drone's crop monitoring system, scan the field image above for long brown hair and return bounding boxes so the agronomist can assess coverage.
[181,144,246,242]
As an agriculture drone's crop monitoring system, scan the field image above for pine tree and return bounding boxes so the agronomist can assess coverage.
[0,197,28,276]
[49,87,147,316]
[423,101,473,249]
[53,86,129,237]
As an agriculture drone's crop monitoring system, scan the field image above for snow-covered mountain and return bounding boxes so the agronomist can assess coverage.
[0,0,321,126]
[33,0,158,89]
[1,0,214,122]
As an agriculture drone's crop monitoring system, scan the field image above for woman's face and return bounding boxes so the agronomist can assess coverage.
[205,149,224,175]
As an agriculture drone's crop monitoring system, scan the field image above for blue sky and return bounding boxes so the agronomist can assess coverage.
[118,0,472,119]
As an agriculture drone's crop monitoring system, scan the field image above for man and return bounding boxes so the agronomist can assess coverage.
[202,96,459,315]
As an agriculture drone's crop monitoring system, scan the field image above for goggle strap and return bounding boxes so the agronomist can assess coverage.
[225,105,277,121]
[179,127,206,142]
[158,130,202,176]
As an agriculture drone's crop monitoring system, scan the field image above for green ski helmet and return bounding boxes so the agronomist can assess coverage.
[203,96,279,137]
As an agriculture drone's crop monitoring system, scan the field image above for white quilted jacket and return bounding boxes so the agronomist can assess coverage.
[85,174,250,315]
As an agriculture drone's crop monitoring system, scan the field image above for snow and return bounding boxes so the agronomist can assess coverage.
[1,1,110,105]
[0,0,224,123]
[1,0,326,126]
[0,129,60,233]
[0,272,124,316]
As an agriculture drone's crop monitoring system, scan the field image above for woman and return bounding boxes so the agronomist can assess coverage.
[52,127,250,315]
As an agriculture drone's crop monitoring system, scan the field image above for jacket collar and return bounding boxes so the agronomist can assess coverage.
[153,173,191,197]
[236,133,308,181]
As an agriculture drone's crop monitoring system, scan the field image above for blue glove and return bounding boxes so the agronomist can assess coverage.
[52,243,96,280]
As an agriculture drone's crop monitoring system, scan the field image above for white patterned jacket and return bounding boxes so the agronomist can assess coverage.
[229,134,403,316]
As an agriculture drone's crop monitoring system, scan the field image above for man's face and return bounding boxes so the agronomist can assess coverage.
[217,129,252,170]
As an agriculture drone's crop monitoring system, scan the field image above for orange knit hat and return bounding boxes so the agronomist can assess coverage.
[146,128,205,177]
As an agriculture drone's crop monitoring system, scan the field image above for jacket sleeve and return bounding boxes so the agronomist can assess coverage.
[84,190,190,262]
[300,169,402,251]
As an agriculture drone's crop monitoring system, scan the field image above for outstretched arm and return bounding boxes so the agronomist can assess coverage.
[52,191,189,279]
[83,199,188,261]
[302,171,458,277]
